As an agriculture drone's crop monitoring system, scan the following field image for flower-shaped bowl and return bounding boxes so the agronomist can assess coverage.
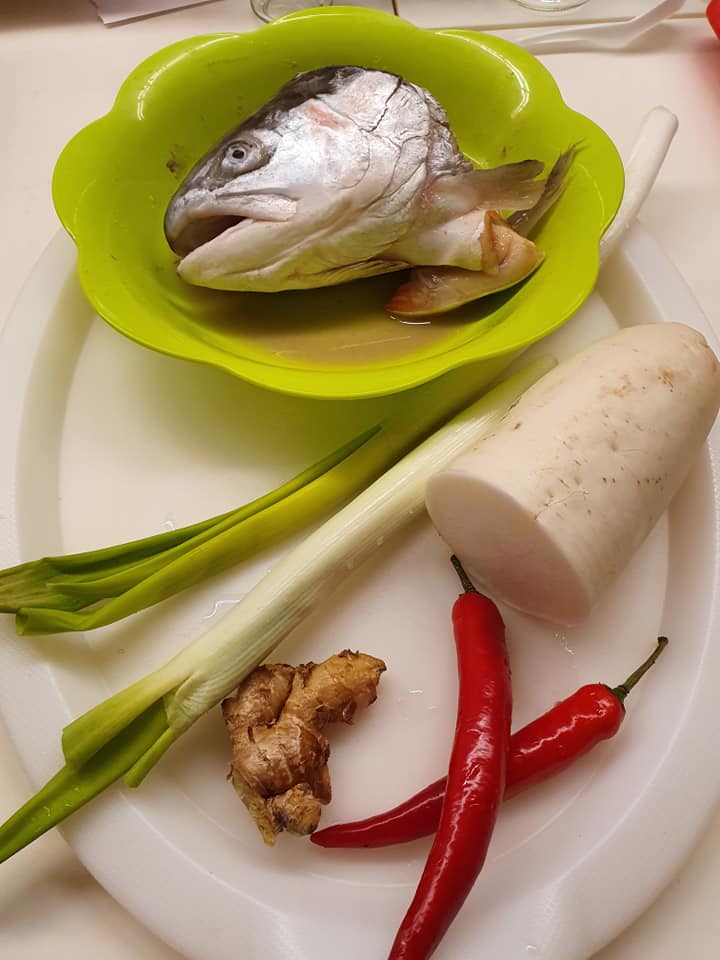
[52,6,624,399]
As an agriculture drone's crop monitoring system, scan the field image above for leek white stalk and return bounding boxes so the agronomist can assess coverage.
[0,356,553,862]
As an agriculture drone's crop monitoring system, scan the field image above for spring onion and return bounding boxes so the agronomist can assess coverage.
[0,357,513,636]
[0,426,379,634]
[0,355,554,864]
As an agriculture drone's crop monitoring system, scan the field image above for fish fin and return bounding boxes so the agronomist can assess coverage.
[479,210,501,275]
[508,148,575,237]
[386,269,448,317]
[438,159,547,212]
[386,230,543,317]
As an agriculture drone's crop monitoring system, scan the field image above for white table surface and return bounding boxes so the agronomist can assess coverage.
[1,3,719,958]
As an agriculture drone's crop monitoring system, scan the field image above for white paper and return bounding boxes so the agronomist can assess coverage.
[92,0,220,25]
[93,0,394,25]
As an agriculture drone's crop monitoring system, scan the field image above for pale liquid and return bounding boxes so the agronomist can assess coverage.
[187,273,507,370]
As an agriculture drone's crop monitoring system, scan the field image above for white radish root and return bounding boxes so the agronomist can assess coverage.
[425,322,720,625]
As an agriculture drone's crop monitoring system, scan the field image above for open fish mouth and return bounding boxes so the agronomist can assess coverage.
[165,192,297,258]
[169,214,250,258]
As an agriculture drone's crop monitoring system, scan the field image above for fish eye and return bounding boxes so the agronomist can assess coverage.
[225,141,252,163]
[221,139,266,174]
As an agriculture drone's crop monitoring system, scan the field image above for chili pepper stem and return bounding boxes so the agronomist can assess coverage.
[610,636,668,703]
[450,554,480,595]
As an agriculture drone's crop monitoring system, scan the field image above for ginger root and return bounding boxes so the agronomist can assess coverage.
[221,649,386,844]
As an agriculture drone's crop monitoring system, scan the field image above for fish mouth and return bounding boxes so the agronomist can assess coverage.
[165,192,297,258]
[168,214,251,258]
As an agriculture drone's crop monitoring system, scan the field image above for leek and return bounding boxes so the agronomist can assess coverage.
[0,426,379,635]
[0,356,554,863]
[0,357,513,636]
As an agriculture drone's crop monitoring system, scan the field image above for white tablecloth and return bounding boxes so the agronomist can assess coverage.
[1,3,719,957]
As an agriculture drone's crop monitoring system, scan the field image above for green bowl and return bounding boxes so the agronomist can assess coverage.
[52,6,623,400]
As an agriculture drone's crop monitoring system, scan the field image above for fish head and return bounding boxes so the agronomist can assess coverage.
[163,67,430,290]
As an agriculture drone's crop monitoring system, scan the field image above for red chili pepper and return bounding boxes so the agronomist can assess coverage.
[708,0,720,39]
[387,555,511,960]
[312,637,667,850]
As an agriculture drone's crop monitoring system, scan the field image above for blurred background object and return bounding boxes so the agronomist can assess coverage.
[510,0,589,11]
[250,0,333,22]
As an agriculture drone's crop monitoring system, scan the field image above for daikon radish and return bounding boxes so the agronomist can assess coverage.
[425,322,720,625]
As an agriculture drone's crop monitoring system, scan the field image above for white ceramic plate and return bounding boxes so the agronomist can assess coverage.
[1,225,719,960]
